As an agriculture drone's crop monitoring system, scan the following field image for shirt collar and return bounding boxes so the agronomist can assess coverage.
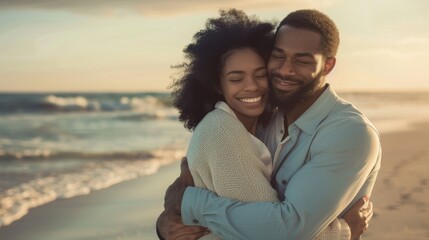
[292,84,339,135]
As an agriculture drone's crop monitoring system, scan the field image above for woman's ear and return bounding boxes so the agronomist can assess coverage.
[215,85,223,95]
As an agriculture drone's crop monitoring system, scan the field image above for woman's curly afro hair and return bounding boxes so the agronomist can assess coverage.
[170,9,275,131]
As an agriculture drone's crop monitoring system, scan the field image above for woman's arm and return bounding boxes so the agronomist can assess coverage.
[187,109,278,202]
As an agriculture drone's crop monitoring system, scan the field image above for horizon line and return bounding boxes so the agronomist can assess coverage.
[1,88,429,94]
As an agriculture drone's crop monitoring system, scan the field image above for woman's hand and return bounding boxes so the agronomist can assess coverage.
[342,196,373,239]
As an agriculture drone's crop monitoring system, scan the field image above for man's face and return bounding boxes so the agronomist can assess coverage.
[267,25,328,112]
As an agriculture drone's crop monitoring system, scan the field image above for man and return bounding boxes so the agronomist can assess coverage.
[158,9,381,240]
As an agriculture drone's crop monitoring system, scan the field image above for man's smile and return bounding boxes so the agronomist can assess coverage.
[273,77,301,91]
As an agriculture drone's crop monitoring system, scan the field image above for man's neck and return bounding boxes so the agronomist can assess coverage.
[283,84,328,129]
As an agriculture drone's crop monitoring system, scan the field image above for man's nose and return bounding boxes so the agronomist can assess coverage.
[277,59,295,76]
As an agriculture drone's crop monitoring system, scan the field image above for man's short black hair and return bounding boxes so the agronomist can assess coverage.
[279,9,340,58]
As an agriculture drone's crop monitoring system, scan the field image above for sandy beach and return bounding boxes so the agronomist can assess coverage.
[1,123,428,240]
[364,122,429,240]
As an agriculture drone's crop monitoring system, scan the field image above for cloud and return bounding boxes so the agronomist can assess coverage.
[0,0,338,17]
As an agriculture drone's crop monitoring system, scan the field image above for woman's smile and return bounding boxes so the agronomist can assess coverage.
[238,95,263,103]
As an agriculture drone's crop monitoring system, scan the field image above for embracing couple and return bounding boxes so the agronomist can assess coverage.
[157,9,381,240]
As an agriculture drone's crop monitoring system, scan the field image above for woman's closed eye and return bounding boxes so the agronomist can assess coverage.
[228,78,243,82]
[255,73,267,79]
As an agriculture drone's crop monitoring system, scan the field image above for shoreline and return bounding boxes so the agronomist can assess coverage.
[0,160,181,240]
[1,122,428,239]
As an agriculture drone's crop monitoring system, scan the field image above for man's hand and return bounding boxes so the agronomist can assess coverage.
[342,196,373,239]
[164,158,194,214]
[156,211,209,240]
[179,157,194,186]
[157,157,210,239]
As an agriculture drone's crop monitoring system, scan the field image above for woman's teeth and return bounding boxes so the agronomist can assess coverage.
[239,96,262,103]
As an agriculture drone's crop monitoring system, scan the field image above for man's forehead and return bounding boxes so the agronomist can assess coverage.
[274,25,322,54]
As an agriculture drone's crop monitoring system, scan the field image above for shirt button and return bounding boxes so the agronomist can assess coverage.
[282,180,287,185]
[193,219,199,224]
[280,130,284,134]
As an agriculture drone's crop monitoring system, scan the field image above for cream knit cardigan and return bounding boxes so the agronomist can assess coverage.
[187,102,351,240]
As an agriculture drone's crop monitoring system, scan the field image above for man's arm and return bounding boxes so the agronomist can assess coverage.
[181,123,381,239]
[156,159,210,240]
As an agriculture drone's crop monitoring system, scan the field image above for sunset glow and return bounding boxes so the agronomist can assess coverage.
[1,0,428,92]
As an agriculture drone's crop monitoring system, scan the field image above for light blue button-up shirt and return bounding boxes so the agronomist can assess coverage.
[182,85,382,240]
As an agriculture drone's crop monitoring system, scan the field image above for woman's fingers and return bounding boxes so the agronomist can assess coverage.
[353,196,368,211]
[361,201,373,233]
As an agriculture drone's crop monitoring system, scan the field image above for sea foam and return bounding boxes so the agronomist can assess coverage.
[0,148,184,227]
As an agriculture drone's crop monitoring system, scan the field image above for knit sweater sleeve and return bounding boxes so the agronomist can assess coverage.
[187,109,278,202]
[313,218,351,240]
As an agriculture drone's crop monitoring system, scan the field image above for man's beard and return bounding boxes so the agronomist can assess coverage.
[270,71,323,113]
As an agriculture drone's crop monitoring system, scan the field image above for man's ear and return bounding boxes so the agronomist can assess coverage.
[323,57,336,76]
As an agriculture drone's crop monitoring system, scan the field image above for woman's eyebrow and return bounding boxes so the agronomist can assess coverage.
[225,70,244,76]
[254,66,266,72]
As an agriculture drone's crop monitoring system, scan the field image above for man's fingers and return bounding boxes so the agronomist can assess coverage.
[164,177,181,208]
[181,158,190,176]
[176,233,207,240]
[176,225,209,234]
[180,158,194,186]
[161,214,209,240]
[173,226,210,240]
[176,229,210,240]
[158,211,189,240]
[181,157,188,168]
[164,176,187,214]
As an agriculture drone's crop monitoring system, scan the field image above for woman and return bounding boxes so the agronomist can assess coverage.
[171,9,370,239]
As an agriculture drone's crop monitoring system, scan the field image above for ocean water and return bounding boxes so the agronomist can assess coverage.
[0,92,190,227]
[1,91,429,227]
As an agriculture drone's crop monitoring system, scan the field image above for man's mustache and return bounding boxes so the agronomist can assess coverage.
[270,74,304,85]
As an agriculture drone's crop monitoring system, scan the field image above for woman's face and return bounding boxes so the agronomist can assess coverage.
[220,47,268,121]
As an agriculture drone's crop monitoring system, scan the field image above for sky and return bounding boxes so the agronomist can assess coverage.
[0,0,428,92]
